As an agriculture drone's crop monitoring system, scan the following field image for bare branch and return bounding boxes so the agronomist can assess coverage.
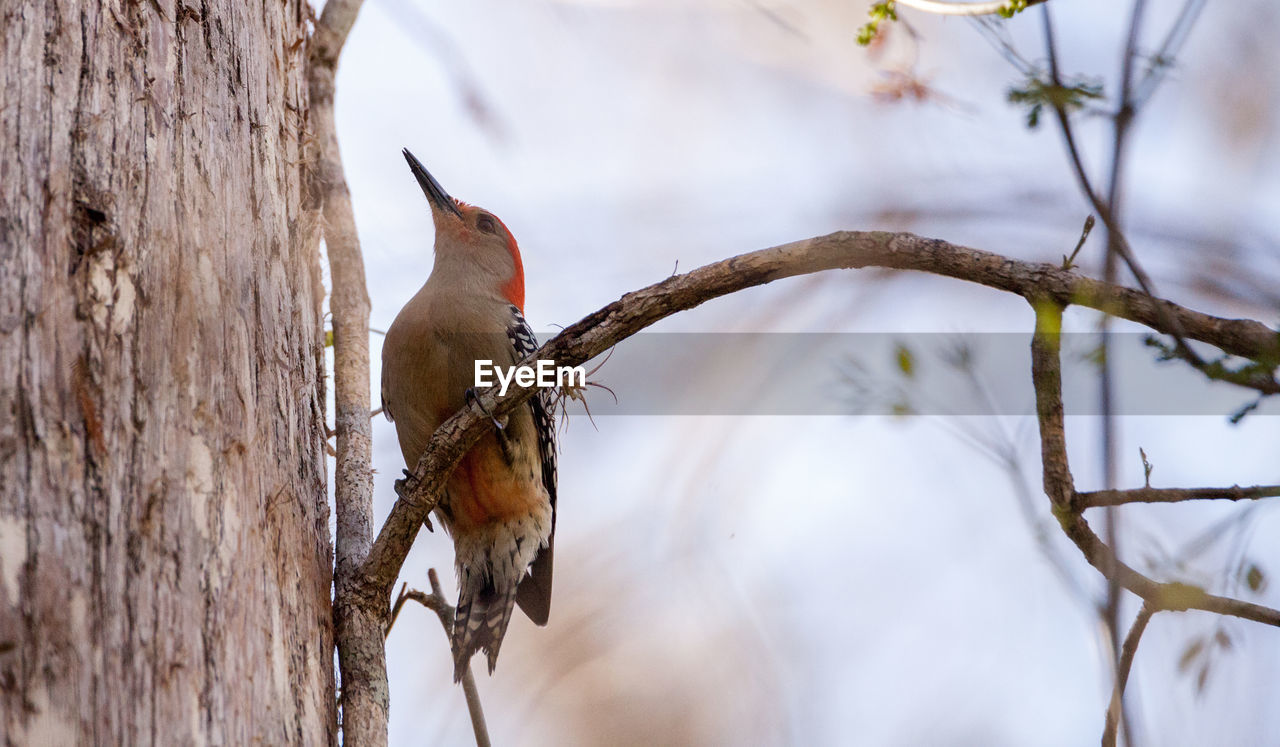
[310,0,372,573]
[306,1,387,744]
[388,582,448,637]
[1131,0,1208,108]
[310,0,363,71]
[1105,6,1151,739]
[387,572,491,747]
[1078,485,1280,509]
[1029,299,1280,628]
[1028,299,1075,509]
[1103,602,1157,747]
[1113,0,1147,148]
[970,16,1038,75]
[1065,513,1280,626]
[428,569,492,747]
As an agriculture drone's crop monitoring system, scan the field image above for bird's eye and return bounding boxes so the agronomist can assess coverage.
[476,214,497,234]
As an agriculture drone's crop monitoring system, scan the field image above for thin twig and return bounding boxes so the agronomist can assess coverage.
[1078,485,1280,509]
[1131,0,1207,108]
[969,16,1038,75]
[1061,214,1095,270]
[386,582,445,637]
[1039,5,1206,370]
[1174,504,1263,569]
[1102,5,1148,740]
[428,571,491,747]
[308,0,387,743]
[1103,602,1157,747]
[385,575,491,747]
[1147,339,1280,395]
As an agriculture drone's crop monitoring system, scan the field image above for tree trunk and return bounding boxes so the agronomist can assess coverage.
[0,1,335,743]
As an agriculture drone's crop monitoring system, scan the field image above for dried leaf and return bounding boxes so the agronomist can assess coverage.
[1196,662,1211,694]
[1177,636,1205,673]
[1244,563,1267,593]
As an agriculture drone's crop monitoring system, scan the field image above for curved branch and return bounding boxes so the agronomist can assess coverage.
[361,230,1280,595]
[1059,512,1280,626]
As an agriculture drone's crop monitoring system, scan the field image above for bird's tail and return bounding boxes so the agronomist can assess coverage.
[451,577,519,682]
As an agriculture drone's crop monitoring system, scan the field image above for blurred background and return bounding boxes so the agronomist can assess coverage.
[325,0,1280,743]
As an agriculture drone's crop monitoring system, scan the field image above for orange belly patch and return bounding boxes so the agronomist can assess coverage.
[446,435,542,532]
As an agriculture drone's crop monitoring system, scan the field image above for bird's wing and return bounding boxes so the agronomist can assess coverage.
[506,305,557,625]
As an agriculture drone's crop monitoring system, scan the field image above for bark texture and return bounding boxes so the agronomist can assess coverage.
[0,1,335,743]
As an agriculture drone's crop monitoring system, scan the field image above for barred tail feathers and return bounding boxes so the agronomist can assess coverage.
[451,578,519,682]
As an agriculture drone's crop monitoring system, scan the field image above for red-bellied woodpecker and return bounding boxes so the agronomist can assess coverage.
[382,149,557,681]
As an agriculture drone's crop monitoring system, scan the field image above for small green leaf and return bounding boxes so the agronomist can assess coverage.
[895,343,915,379]
[856,2,898,46]
[325,330,334,348]
[997,0,1028,18]
[1007,72,1105,130]
[870,1,898,21]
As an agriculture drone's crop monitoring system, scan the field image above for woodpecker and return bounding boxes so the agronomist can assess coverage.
[382,149,557,681]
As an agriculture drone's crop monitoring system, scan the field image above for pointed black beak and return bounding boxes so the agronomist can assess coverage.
[403,148,462,219]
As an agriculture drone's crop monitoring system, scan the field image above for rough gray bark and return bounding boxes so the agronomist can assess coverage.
[0,1,335,744]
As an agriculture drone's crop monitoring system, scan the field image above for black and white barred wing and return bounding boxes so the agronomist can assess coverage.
[507,305,558,625]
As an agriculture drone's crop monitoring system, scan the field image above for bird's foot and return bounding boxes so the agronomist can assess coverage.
[464,388,505,431]
[394,468,419,496]
[465,388,514,464]
[393,469,433,531]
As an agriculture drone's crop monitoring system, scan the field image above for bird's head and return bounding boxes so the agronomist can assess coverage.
[403,148,525,311]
